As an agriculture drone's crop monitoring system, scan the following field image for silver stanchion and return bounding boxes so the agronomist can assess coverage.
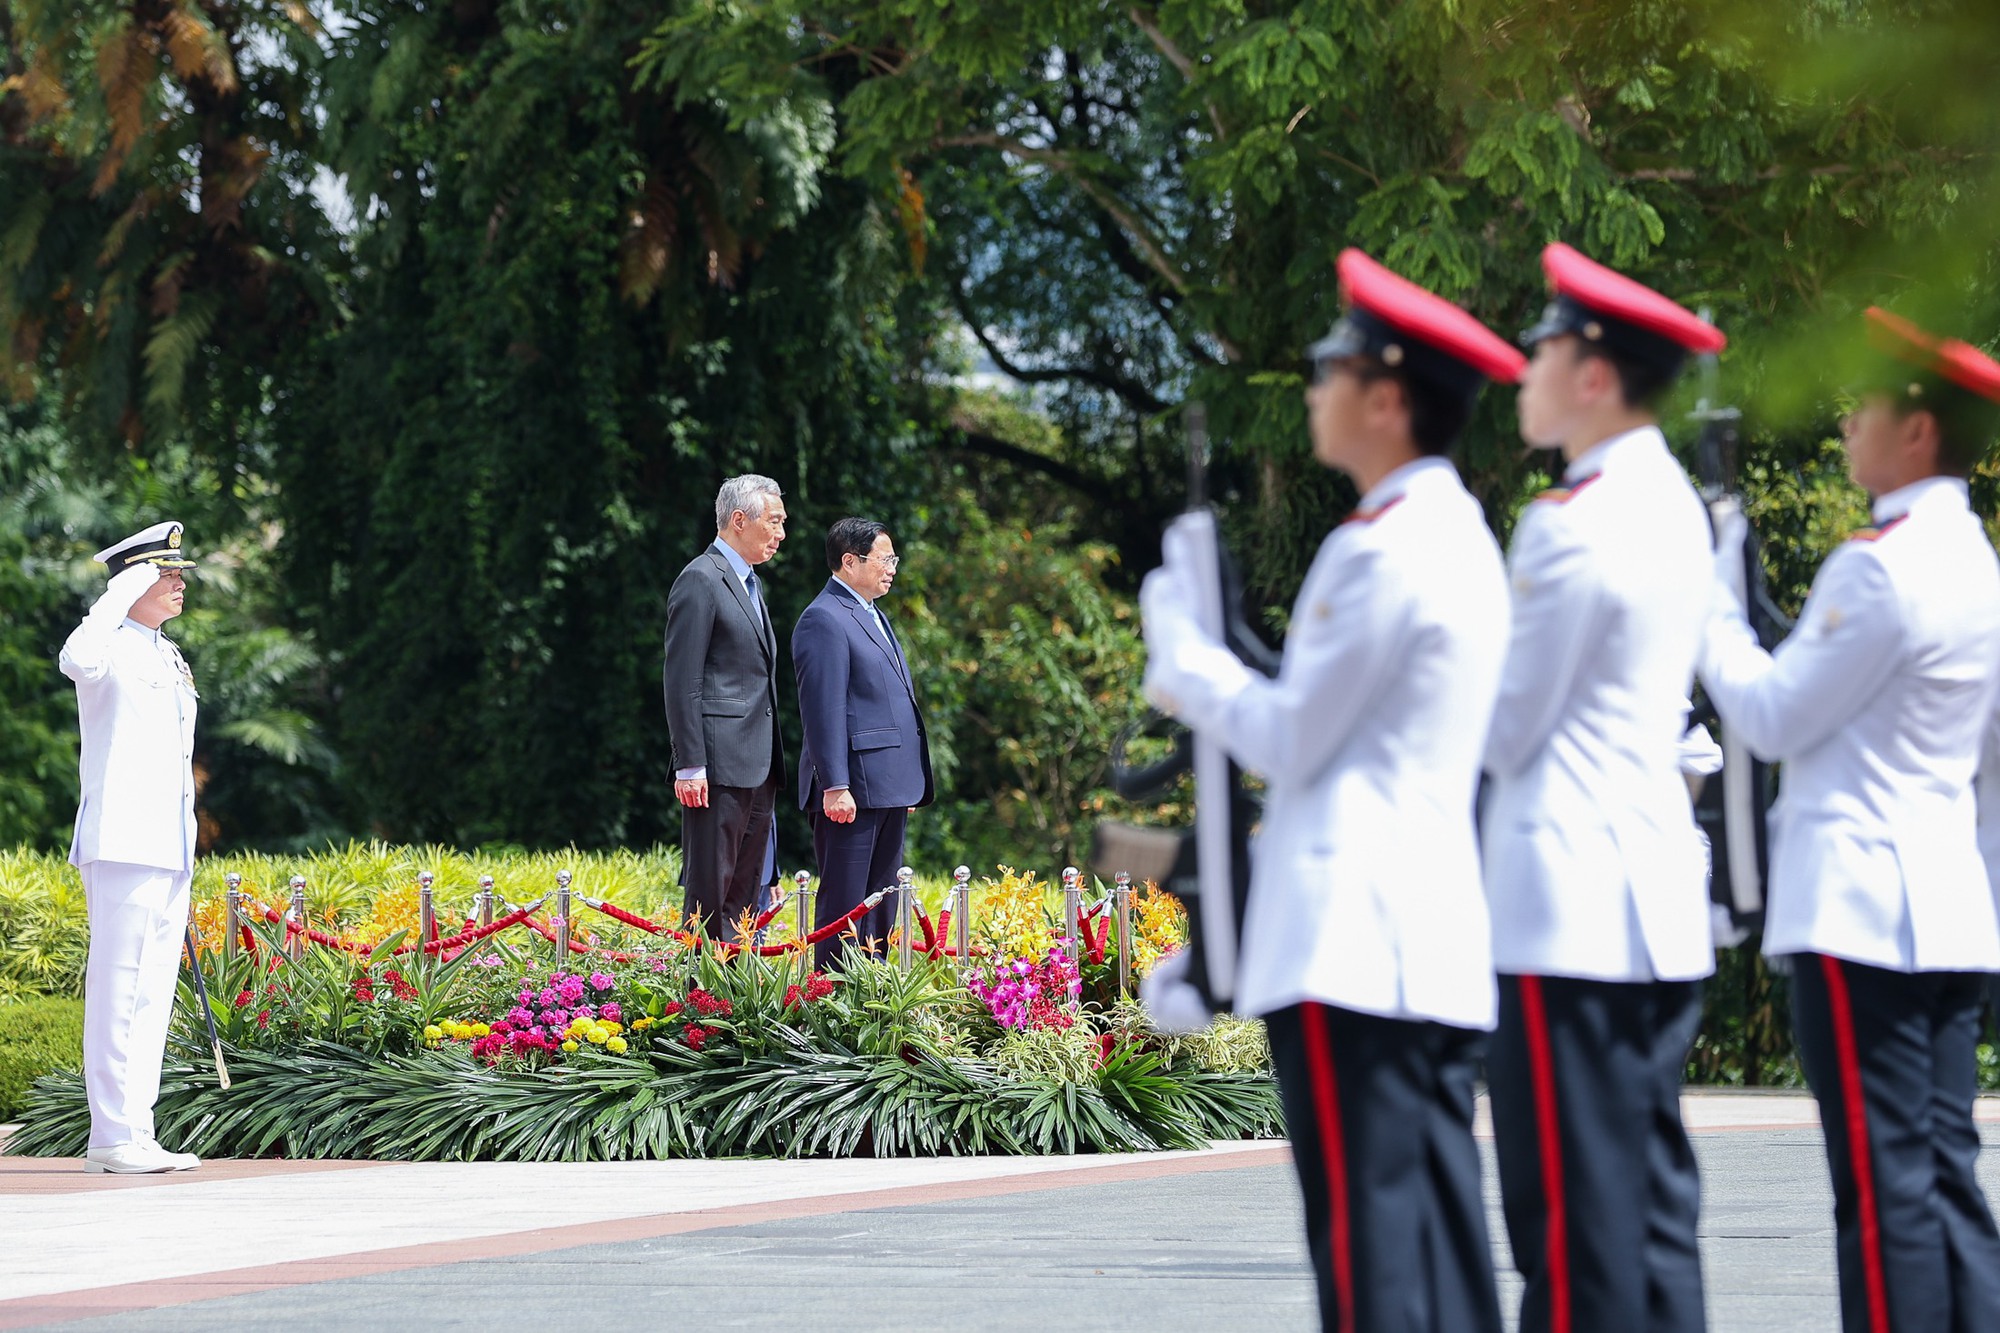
[478,874,495,928]
[952,865,971,975]
[224,872,242,961]
[793,869,815,971]
[1115,872,1133,997]
[1062,866,1082,966]
[288,874,308,962]
[555,869,573,962]
[418,871,436,956]
[896,867,916,970]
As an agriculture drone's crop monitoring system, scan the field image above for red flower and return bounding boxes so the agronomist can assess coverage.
[784,973,834,1009]
[660,1000,683,1018]
[233,989,253,1008]
[684,1024,709,1051]
[256,1009,272,1030]
[385,969,419,1001]
[351,977,376,1003]
[688,988,733,1017]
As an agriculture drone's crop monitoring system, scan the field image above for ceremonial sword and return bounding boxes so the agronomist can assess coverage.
[182,924,232,1090]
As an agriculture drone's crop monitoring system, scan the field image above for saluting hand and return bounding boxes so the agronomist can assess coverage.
[96,563,166,619]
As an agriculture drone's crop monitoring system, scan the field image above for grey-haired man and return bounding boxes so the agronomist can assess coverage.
[663,476,788,939]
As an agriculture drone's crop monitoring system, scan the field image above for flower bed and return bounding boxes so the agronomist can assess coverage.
[5,865,1278,1161]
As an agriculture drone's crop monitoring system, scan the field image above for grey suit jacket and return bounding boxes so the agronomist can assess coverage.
[662,546,783,789]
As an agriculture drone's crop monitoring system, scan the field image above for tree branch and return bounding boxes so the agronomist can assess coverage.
[947,421,1120,506]
[933,131,1189,300]
[957,307,1170,414]
[1125,4,1227,141]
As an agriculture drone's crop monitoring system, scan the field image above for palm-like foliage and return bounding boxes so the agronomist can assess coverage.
[4,911,1280,1160]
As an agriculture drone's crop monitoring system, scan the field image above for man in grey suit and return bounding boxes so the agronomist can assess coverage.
[664,475,788,939]
[793,518,933,967]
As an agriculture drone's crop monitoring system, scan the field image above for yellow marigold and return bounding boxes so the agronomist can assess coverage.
[423,1024,444,1041]
[586,1028,608,1044]
[631,1016,653,1031]
[561,1039,579,1053]
[605,1036,627,1054]
[473,1023,491,1037]
[602,1021,622,1035]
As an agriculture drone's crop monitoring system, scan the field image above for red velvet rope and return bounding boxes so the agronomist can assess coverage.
[581,894,887,957]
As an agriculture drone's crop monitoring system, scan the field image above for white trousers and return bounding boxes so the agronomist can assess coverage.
[80,860,192,1148]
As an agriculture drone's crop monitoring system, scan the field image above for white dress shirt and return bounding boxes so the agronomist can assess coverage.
[1702,476,2000,972]
[1144,456,1510,1029]
[1482,425,1716,983]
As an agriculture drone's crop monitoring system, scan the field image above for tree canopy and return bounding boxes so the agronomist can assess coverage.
[4,0,1999,859]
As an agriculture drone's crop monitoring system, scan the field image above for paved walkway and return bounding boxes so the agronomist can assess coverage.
[1,1092,1995,1331]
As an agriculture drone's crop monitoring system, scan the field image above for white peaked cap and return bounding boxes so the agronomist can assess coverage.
[92,520,198,571]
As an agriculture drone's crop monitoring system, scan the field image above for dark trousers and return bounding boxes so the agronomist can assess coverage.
[1789,954,2000,1333]
[810,804,908,970]
[1488,974,1706,1333]
[1264,1002,1502,1333]
[679,779,775,942]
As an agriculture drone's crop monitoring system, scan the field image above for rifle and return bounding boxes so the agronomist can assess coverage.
[1688,335,1788,940]
[1090,403,1273,1027]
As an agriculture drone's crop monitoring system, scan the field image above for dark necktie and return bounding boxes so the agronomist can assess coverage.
[745,569,772,643]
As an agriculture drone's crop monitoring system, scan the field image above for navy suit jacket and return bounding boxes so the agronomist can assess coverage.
[792,578,934,811]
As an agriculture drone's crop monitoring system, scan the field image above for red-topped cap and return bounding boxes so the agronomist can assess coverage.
[1528,243,1725,356]
[1312,249,1528,384]
[1866,307,2000,405]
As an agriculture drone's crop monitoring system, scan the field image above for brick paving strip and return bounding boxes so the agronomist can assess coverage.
[0,1092,1991,1330]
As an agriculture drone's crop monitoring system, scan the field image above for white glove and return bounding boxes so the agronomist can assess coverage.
[90,563,164,623]
[1141,565,1205,716]
[1140,564,1199,651]
[1707,497,1750,617]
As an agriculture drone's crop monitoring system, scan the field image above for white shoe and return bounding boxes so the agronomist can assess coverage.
[84,1141,181,1174]
[141,1137,201,1171]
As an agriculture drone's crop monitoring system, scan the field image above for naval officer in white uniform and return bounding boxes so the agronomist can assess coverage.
[1480,244,1724,1333]
[60,520,203,1174]
[1143,250,1523,1333]
[1702,308,2000,1332]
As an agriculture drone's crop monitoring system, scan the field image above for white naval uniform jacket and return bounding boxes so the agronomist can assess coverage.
[1482,426,1716,983]
[60,612,199,874]
[1702,477,2000,973]
[1145,457,1510,1029]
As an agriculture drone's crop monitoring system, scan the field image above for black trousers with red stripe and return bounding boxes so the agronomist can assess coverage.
[1789,953,2000,1333]
[1487,974,1706,1333]
[1264,1002,1502,1333]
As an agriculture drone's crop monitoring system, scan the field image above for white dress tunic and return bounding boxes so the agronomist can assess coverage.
[1482,426,1716,983]
[1144,456,1510,1030]
[1701,476,2000,972]
[60,586,199,1149]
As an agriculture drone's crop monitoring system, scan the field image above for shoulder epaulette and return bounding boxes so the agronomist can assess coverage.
[1532,472,1602,505]
[1847,514,1910,543]
[1341,494,1406,526]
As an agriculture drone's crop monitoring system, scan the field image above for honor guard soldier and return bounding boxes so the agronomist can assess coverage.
[1701,309,2000,1332]
[1143,250,1523,1333]
[1482,243,1724,1333]
[59,521,204,1175]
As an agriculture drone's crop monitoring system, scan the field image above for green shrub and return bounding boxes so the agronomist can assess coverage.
[0,996,85,1121]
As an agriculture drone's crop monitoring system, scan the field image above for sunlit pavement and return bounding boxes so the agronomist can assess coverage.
[2,1092,1996,1331]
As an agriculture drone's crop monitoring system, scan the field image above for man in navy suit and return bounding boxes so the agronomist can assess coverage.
[792,518,933,967]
